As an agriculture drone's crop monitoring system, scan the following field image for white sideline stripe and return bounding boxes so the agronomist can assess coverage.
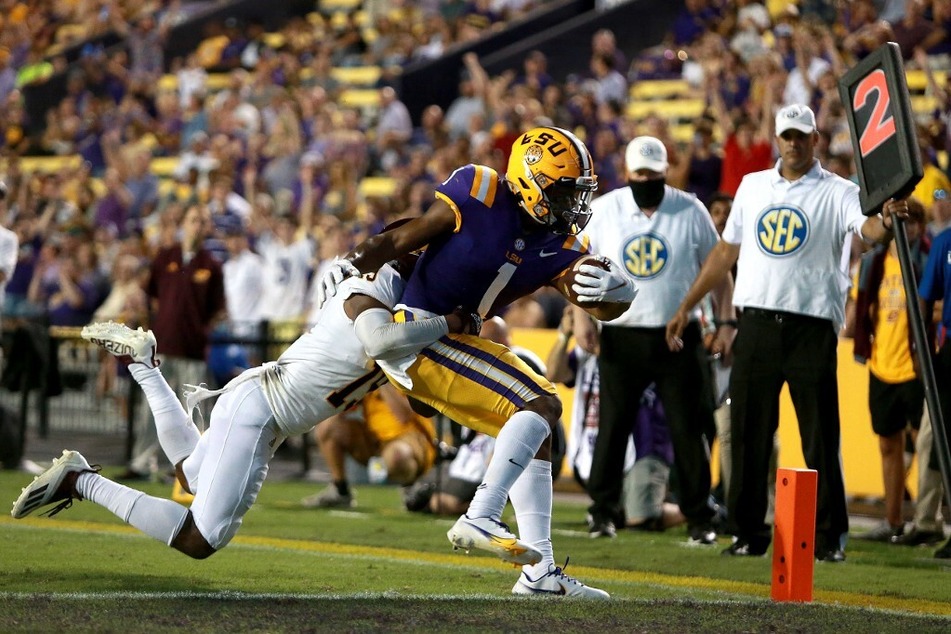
[552,528,590,538]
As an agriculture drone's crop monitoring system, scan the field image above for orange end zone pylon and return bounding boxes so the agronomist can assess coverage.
[771,468,818,602]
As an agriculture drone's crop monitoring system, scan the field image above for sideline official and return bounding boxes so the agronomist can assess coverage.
[574,136,735,542]
[667,105,906,562]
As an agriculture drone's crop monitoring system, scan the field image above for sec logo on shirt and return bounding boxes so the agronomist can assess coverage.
[620,232,669,279]
[756,205,809,256]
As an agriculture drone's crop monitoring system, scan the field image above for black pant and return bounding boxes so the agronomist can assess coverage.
[728,308,849,552]
[587,322,716,526]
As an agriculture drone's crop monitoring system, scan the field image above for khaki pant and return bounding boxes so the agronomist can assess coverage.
[716,400,780,524]
[914,405,946,532]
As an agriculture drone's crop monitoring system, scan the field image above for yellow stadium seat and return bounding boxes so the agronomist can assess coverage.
[670,124,695,144]
[905,69,947,92]
[906,69,927,92]
[89,177,107,198]
[158,178,177,197]
[359,177,399,199]
[319,0,361,13]
[263,33,286,49]
[330,66,383,86]
[629,79,694,100]
[626,98,706,122]
[206,73,231,91]
[150,157,180,178]
[911,94,939,114]
[158,74,178,91]
[339,88,381,109]
[15,155,81,173]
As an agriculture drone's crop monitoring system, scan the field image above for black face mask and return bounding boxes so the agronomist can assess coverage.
[629,179,665,209]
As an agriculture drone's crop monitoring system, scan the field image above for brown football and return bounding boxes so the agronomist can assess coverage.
[556,255,629,321]
[557,254,612,303]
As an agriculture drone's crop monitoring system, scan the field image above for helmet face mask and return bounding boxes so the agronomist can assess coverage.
[506,127,598,235]
[542,179,596,233]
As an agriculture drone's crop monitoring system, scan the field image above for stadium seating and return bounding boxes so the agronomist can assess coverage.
[625,98,706,123]
[329,66,383,86]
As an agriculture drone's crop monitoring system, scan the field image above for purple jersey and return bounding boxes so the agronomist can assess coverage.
[400,164,590,317]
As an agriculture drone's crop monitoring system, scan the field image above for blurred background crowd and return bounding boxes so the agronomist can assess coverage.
[1,0,950,546]
[2,0,951,336]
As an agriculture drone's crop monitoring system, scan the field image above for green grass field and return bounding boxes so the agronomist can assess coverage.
[2,468,950,632]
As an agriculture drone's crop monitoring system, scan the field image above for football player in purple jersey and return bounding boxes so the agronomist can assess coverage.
[317,126,638,598]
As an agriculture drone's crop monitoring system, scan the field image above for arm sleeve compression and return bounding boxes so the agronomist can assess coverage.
[353,308,449,361]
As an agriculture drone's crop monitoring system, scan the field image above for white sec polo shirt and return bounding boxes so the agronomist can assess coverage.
[723,160,867,327]
[582,185,719,327]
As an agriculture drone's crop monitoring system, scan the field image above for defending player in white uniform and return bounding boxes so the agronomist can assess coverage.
[11,262,475,559]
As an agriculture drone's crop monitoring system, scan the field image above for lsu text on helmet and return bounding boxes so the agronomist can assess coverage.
[505,126,598,235]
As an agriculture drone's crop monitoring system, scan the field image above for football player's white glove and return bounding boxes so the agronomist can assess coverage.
[316,258,361,308]
[572,264,639,304]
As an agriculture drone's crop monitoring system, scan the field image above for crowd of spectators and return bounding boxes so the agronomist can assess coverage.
[1,0,950,555]
[2,0,951,336]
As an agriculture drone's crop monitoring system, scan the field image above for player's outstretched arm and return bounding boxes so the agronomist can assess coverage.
[316,200,458,307]
[345,294,480,361]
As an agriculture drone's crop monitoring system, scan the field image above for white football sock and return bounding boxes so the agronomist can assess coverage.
[466,410,550,521]
[130,364,199,465]
[510,459,555,574]
[77,472,189,545]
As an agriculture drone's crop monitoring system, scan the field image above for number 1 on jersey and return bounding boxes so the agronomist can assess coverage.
[477,262,517,317]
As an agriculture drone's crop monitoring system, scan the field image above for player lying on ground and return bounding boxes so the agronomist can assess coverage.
[301,382,440,509]
[11,256,477,559]
[318,126,638,598]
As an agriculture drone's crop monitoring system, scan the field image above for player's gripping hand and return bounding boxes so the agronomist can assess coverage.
[449,307,483,335]
[572,264,639,304]
[316,258,361,308]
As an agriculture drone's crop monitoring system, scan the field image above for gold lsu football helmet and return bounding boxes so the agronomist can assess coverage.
[505,126,598,235]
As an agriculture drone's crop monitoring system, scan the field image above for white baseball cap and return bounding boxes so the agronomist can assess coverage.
[625,136,669,173]
[775,104,817,135]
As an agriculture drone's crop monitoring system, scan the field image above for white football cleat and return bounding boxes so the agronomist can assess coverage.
[81,321,158,367]
[512,558,610,599]
[447,515,542,565]
[11,450,99,519]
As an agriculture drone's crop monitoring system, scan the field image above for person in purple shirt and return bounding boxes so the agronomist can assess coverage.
[30,251,102,327]
[93,168,130,237]
[671,0,722,47]
[4,219,45,319]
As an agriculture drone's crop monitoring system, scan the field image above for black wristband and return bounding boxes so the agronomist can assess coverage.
[716,319,738,329]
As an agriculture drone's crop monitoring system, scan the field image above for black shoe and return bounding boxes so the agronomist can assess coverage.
[589,519,617,539]
[893,527,944,546]
[721,539,768,557]
[402,481,435,513]
[934,537,951,559]
[816,547,846,563]
[688,523,718,545]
